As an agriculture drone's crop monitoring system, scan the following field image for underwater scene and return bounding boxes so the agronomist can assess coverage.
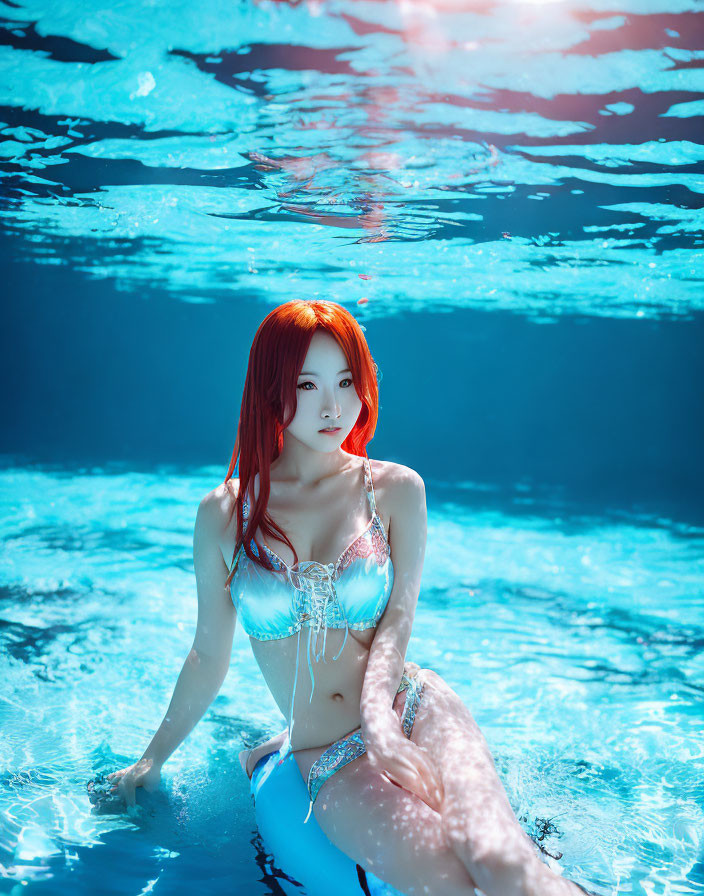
[1,0,703,894]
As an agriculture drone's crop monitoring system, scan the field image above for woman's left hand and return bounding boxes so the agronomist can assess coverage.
[364,720,444,814]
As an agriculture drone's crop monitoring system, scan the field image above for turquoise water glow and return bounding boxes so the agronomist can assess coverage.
[2,0,704,893]
[1,467,703,893]
[2,0,703,319]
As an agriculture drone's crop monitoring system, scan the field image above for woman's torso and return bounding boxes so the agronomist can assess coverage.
[218,455,394,764]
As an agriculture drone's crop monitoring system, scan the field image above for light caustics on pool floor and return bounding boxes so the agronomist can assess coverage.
[0,466,702,894]
[1,0,703,321]
[1,0,704,893]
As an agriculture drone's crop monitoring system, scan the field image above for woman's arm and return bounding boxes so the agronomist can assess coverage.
[140,489,236,766]
[359,467,443,811]
[107,488,237,805]
[360,466,426,736]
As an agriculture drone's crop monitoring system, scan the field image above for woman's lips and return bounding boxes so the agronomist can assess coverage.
[319,427,341,434]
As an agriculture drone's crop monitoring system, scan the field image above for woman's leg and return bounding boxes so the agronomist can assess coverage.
[292,666,476,895]
[306,751,478,896]
[410,669,589,896]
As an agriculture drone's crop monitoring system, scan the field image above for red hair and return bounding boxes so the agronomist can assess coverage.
[223,299,380,588]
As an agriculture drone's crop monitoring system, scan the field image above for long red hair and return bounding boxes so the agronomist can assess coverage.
[223,299,380,587]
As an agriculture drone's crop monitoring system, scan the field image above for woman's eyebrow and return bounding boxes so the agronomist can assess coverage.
[299,368,351,376]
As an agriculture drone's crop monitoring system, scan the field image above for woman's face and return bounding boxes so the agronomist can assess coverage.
[285,330,363,451]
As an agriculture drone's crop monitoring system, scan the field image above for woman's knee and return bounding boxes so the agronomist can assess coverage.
[418,667,443,689]
[418,668,471,714]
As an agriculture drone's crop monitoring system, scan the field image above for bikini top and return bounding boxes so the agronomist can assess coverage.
[228,455,394,742]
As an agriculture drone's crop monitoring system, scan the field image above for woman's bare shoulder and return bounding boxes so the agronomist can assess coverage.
[369,458,425,509]
[198,478,240,533]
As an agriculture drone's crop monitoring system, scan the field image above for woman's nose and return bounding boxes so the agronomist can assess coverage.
[321,392,341,416]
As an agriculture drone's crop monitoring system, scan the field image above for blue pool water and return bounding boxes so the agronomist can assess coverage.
[1,0,703,894]
[2,468,703,894]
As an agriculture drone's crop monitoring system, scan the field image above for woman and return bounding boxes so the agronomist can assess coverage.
[106,300,594,896]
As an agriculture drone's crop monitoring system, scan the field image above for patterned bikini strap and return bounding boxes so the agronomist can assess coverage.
[228,483,249,574]
[363,455,377,516]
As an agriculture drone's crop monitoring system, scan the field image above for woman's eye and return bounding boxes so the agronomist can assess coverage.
[297,379,353,391]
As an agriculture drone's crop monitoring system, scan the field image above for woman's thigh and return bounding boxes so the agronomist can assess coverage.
[410,669,541,873]
[299,673,477,896]
[310,750,477,896]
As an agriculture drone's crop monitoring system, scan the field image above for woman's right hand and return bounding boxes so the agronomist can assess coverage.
[106,757,162,807]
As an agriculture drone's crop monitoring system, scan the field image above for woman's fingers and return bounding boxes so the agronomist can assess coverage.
[117,774,136,807]
[368,732,444,811]
[394,742,444,807]
[384,765,442,813]
[386,750,417,777]
[416,752,444,800]
[99,761,159,811]
[106,767,136,806]
[106,770,123,792]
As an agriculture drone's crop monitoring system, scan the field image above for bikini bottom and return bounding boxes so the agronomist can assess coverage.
[304,667,425,823]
